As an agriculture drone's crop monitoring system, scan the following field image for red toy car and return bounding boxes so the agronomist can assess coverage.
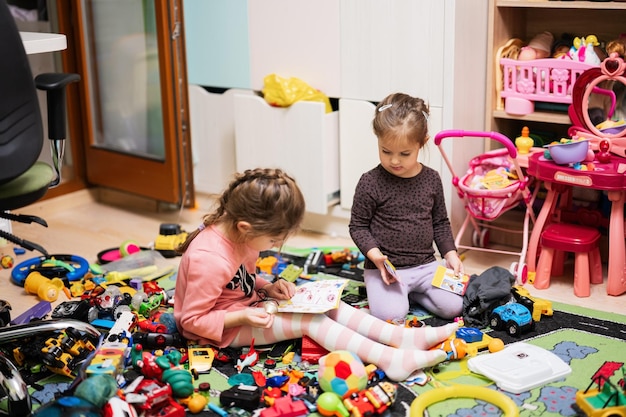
[125,379,172,411]
[343,381,397,417]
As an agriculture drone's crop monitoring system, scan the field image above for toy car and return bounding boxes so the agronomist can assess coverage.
[52,299,91,322]
[511,285,553,322]
[343,381,397,417]
[40,327,97,376]
[0,300,11,327]
[132,331,186,349]
[489,303,533,336]
[125,379,173,411]
[137,292,165,317]
[154,223,188,258]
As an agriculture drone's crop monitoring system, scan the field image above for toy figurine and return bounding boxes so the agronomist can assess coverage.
[568,35,602,65]
[236,338,259,372]
[343,381,397,416]
[518,31,553,61]
[515,126,534,155]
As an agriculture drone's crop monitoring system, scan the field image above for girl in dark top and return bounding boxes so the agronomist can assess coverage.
[349,93,464,321]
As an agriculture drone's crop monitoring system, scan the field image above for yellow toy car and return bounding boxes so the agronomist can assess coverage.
[154,223,188,258]
[512,285,553,322]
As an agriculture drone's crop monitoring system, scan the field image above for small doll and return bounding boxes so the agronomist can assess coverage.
[518,31,554,61]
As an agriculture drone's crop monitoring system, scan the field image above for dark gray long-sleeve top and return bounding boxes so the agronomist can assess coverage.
[349,164,457,270]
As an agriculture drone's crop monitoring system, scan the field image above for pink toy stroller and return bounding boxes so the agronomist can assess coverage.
[434,130,536,283]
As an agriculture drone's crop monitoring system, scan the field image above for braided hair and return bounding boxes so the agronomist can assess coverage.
[177,168,305,253]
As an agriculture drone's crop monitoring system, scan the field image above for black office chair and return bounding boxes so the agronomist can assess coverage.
[0,0,80,257]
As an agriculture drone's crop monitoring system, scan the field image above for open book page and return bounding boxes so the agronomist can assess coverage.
[277,279,349,313]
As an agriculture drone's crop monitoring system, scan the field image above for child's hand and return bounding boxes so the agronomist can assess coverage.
[444,251,464,276]
[264,279,296,300]
[367,248,401,286]
[243,307,274,328]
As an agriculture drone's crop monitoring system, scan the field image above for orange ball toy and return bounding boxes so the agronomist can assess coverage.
[488,338,505,353]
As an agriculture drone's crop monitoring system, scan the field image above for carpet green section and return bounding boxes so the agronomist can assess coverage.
[410,329,625,417]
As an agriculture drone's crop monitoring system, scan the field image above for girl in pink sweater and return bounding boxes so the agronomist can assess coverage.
[174,168,457,381]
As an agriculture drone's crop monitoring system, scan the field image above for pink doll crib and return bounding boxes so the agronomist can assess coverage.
[495,37,598,116]
[500,57,597,116]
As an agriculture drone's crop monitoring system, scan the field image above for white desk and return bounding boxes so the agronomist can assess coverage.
[20,31,66,55]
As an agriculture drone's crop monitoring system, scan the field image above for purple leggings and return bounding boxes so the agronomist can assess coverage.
[364,260,463,321]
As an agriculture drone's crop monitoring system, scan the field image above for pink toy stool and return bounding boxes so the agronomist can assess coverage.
[534,223,603,297]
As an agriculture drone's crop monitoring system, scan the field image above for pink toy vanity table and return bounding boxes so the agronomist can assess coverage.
[527,153,626,296]
[527,54,626,297]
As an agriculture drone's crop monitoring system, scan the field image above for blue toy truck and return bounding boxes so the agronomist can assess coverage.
[489,303,533,336]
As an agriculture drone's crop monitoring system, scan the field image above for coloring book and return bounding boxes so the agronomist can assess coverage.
[276,278,348,313]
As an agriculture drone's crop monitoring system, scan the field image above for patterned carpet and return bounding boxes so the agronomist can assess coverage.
[12,246,626,417]
[190,246,626,417]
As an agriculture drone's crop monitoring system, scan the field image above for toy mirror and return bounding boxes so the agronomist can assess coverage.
[569,53,626,157]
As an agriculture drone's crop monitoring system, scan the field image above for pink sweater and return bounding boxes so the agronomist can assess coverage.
[174,225,270,347]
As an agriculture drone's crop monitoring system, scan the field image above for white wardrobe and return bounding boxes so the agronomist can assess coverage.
[185,0,489,234]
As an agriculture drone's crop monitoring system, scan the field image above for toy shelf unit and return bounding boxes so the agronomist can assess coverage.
[499,57,596,117]
[483,0,626,247]
[486,0,626,142]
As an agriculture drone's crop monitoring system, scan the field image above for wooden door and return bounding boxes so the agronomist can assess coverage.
[56,0,194,206]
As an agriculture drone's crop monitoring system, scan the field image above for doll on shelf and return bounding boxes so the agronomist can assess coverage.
[566,35,603,65]
[518,31,553,61]
[606,37,626,59]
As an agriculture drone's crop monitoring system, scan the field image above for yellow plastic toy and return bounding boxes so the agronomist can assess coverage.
[256,256,278,275]
[410,385,519,417]
[515,126,534,155]
[24,272,66,302]
[179,393,208,414]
